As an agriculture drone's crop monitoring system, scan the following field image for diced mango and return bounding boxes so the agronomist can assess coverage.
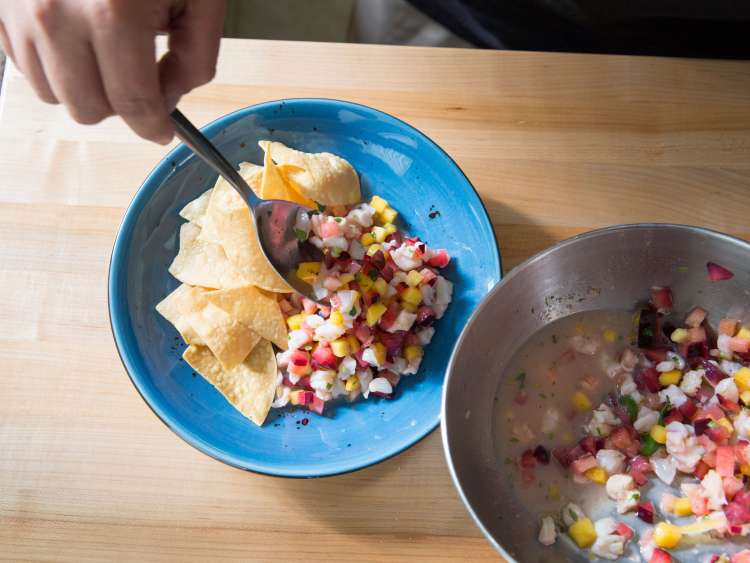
[584,467,607,484]
[568,518,596,548]
[329,311,344,326]
[603,329,617,343]
[740,464,750,477]
[671,328,690,344]
[366,303,387,326]
[346,335,360,353]
[740,391,750,406]
[383,222,397,236]
[286,313,305,330]
[339,273,354,285]
[402,302,417,313]
[370,195,388,214]
[654,522,682,549]
[296,261,322,283]
[404,345,423,362]
[659,370,682,386]
[547,484,560,500]
[331,338,350,358]
[717,417,734,433]
[372,226,387,243]
[373,277,389,297]
[371,342,386,365]
[378,206,398,224]
[345,375,360,392]
[406,270,423,287]
[367,244,383,257]
[650,424,667,444]
[673,498,692,517]
[739,327,750,340]
[572,391,591,411]
[402,286,422,306]
[356,272,374,290]
[360,232,375,246]
[735,367,750,392]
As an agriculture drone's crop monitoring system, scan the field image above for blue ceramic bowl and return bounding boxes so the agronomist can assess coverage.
[109,99,501,477]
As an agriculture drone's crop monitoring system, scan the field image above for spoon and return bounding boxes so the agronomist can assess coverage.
[170,109,321,301]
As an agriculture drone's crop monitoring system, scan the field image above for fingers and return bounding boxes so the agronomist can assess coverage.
[0,18,58,104]
[158,0,225,104]
[90,22,173,144]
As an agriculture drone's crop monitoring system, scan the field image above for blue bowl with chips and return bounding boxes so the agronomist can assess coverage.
[109,99,501,477]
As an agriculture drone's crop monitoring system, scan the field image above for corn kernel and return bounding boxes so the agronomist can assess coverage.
[654,522,682,549]
[741,391,750,406]
[572,391,591,411]
[331,338,350,358]
[329,311,344,326]
[740,464,750,477]
[671,328,690,344]
[547,484,560,500]
[659,370,682,386]
[360,232,375,246]
[370,195,388,213]
[650,424,668,444]
[378,206,398,224]
[402,286,422,306]
[339,273,354,285]
[356,272,374,291]
[584,467,607,484]
[738,327,750,339]
[736,367,750,392]
[373,277,389,297]
[404,345,423,362]
[372,342,386,365]
[717,417,734,433]
[347,335,360,353]
[345,375,360,392]
[286,313,305,330]
[366,303,387,326]
[296,261,322,283]
[402,302,417,313]
[673,498,692,516]
[383,223,397,236]
[568,518,596,548]
[603,329,617,343]
[367,244,383,257]
[406,270,423,287]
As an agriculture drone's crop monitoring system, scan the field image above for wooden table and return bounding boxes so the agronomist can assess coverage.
[2,38,750,562]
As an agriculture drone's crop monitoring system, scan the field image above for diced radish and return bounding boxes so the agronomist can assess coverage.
[701,359,729,385]
[520,449,537,469]
[379,263,394,282]
[719,395,741,414]
[685,306,708,328]
[707,261,734,282]
[427,249,450,268]
[734,491,750,509]
[730,338,750,353]
[353,348,369,369]
[312,344,338,370]
[385,231,403,246]
[309,395,325,415]
[724,475,744,500]
[379,369,400,388]
[697,384,716,403]
[296,390,314,406]
[415,305,435,325]
[705,425,731,444]
[735,441,749,464]
[644,348,669,363]
[720,318,739,336]
[630,455,652,486]
[688,326,707,344]
[663,409,684,425]
[650,286,673,313]
[615,522,634,540]
[514,391,528,405]
[678,399,698,419]
[353,321,374,345]
[703,450,717,467]
[698,434,718,452]
[606,426,640,458]
[297,376,312,390]
[320,221,342,238]
[635,367,661,393]
[419,268,437,284]
[378,303,400,331]
[571,454,598,474]
[637,501,655,523]
[533,445,550,465]
[694,460,710,480]
[650,548,672,563]
[717,445,736,477]
[725,502,750,525]
[579,435,599,455]
[731,550,750,563]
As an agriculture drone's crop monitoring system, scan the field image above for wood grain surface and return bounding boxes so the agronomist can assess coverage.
[1,38,750,562]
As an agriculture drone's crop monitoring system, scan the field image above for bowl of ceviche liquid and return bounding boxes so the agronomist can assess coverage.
[443,224,750,562]
[109,99,501,478]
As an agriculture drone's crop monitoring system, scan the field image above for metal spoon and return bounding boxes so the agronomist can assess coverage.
[170,109,321,301]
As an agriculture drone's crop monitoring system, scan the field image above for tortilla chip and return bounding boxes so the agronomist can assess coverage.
[200,285,288,350]
[260,140,360,205]
[155,284,209,344]
[183,341,277,426]
[206,180,291,292]
[168,222,248,289]
[258,141,316,208]
[179,189,213,227]
[185,302,260,370]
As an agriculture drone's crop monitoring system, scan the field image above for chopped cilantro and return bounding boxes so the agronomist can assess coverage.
[551,334,558,344]
[539,393,547,399]
[642,327,654,337]
[349,306,357,317]
[658,398,672,424]
[640,434,661,456]
[514,371,527,389]
[676,265,689,273]
[569,509,578,522]
[326,383,333,390]
[620,395,638,422]
[331,247,342,258]
[335,217,343,223]
[368,268,379,281]
[316,202,325,212]
[293,228,308,242]
[509,437,519,443]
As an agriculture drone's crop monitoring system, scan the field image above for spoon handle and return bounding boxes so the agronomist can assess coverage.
[170,109,260,210]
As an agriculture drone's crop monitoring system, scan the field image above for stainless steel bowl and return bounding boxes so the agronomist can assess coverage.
[442,224,750,562]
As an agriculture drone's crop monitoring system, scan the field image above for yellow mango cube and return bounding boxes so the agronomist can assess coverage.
[735,367,750,392]
[331,338,350,358]
[370,195,388,213]
[371,342,386,365]
[654,522,682,549]
[673,498,692,516]
[406,270,423,287]
[366,244,383,257]
[356,272,374,291]
[568,518,596,548]
[547,484,560,500]
[671,328,690,344]
[378,206,398,224]
[401,286,422,306]
[603,329,617,343]
[366,303,387,326]
[347,335,361,353]
[296,261,322,283]
[717,417,734,433]
[740,464,750,477]
[402,302,417,313]
[286,313,305,330]
[329,311,344,326]
[383,223,397,236]
[572,391,591,411]
[339,273,354,285]
[404,345,423,362]
[584,467,607,484]
[373,277,389,297]
[741,391,750,406]
[650,424,667,444]
[345,375,360,392]
[659,370,682,386]
[372,226,387,243]
[738,327,750,339]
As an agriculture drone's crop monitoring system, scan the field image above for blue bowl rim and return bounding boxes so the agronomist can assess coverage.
[108,97,502,478]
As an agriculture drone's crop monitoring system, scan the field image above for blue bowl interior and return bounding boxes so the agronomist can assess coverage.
[109,99,501,477]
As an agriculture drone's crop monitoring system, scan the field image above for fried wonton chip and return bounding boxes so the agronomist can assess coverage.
[259,140,360,205]
[168,222,248,289]
[206,180,291,293]
[179,188,212,227]
[183,341,277,426]
[200,285,288,350]
[155,284,208,344]
[258,141,316,208]
[185,302,260,370]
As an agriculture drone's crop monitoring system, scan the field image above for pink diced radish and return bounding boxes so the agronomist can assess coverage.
[514,391,528,405]
[323,276,341,291]
[630,455,652,486]
[735,441,749,464]
[320,221,342,239]
[730,337,750,353]
[650,286,673,313]
[720,318,739,336]
[717,446,737,477]
[726,502,750,525]
[309,395,325,415]
[419,268,437,284]
[732,550,750,563]
[288,350,312,376]
[698,434,718,453]
[296,390,314,406]
[688,326,707,344]
[615,522,634,541]
[707,261,734,282]
[650,548,672,563]
[427,249,450,268]
[302,298,318,314]
[689,486,710,515]
[570,453,597,474]
[724,475,744,500]
[312,344,337,369]
[685,306,707,328]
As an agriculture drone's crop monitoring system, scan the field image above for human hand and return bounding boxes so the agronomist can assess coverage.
[0,0,225,144]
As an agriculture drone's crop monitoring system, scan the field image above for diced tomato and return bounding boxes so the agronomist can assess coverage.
[296,390,314,406]
[615,522,634,540]
[309,395,325,415]
[415,305,435,325]
[630,455,652,486]
[297,376,312,390]
[533,445,550,465]
[720,318,740,336]
[362,289,380,307]
[736,441,749,464]
[698,434,718,452]
[379,369,400,388]
[678,399,698,419]
[353,348,370,369]
[644,348,669,363]
[705,425,731,444]
[719,395,741,414]
[703,450,717,468]
[663,409,684,425]
[427,249,450,268]
[579,435,598,455]
[650,548,672,563]
[726,502,750,525]
[730,337,750,354]
[353,321,374,345]
[637,501,655,523]
[379,262,395,282]
[694,460,710,480]
[707,261,734,282]
[320,220,342,239]
[311,343,338,370]
[724,475,744,500]
[520,449,537,469]
[685,306,708,328]
[650,286,673,313]
[514,391,528,405]
[553,445,585,468]
[571,454,598,474]
[635,367,661,393]
[731,550,750,563]
[606,426,640,457]
[734,491,750,509]
[378,303,400,331]
[419,267,437,284]
[688,326,707,344]
[717,445,738,477]
[694,418,711,436]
